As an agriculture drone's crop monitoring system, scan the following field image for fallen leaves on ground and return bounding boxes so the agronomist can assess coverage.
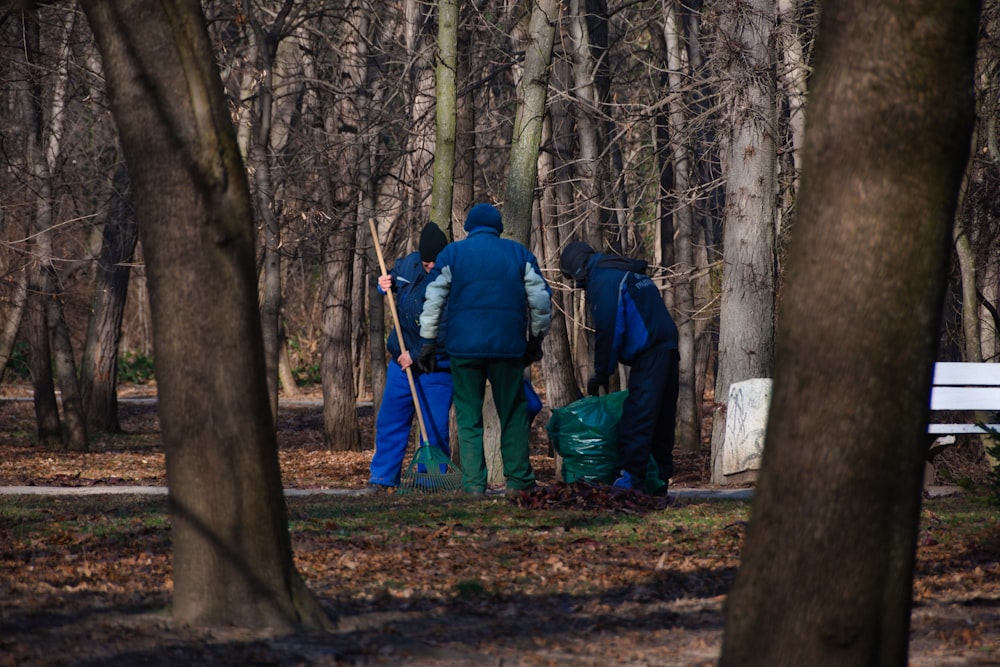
[1,389,998,666]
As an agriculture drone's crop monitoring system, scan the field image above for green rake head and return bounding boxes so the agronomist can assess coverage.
[399,444,463,494]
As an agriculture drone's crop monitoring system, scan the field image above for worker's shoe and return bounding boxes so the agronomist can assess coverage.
[612,471,634,490]
[504,482,538,498]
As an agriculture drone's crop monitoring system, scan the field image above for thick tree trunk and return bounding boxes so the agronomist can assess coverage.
[81,161,138,433]
[80,0,331,631]
[720,3,979,665]
[318,3,367,452]
[709,0,778,483]
[321,216,362,452]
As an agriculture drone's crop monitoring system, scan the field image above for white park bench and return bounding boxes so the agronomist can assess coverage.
[928,361,1000,466]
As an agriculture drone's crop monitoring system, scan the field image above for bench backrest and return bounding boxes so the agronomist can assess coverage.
[931,362,1000,411]
[929,362,1000,435]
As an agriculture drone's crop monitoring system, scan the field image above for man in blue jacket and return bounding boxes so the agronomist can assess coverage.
[418,203,552,496]
[560,241,679,494]
[365,222,451,494]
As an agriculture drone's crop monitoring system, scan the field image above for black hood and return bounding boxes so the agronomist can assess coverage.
[560,242,596,283]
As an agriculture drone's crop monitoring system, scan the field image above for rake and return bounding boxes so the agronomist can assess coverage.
[368,218,463,494]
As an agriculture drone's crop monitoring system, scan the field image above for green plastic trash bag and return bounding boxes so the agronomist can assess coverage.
[547,391,628,485]
[546,391,666,493]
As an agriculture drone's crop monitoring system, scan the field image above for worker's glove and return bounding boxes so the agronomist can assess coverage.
[586,374,608,397]
[416,343,437,374]
[524,335,544,365]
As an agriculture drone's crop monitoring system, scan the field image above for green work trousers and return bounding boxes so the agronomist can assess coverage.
[450,356,535,494]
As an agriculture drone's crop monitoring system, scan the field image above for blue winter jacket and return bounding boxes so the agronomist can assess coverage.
[419,227,551,359]
[584,254,678,379]
[382,252,449,369]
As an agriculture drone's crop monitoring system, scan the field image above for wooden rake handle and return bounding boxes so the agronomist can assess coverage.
[367,217,432,447]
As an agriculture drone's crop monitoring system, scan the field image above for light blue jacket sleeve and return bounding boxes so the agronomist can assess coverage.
[419,265,452,340]
[524,260,552,338]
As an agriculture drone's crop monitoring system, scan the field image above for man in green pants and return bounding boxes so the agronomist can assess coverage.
[417,203,551,496]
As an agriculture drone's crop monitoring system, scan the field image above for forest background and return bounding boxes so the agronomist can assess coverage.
[1,1,997,664]
[2,0,1000,475]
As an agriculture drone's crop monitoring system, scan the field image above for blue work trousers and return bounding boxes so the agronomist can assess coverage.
[370,360,453,487]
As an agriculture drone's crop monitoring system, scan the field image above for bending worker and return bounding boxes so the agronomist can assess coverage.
[560,240,678,494]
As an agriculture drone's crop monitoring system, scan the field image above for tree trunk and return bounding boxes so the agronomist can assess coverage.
[46,277,88,451]
[277,321,300,397]
[318,1,368,452]
[954,212,982,362]
[244,1,301,422]
[321,215,362,452]
[567,0,609,250]
[0,267,28,387]
[548,50,595,392]
[80,0,331,631]
[502,0,559,243]
[26,279,61,448]
[709,0,778,483]
[720,3,979,665]
[452,9,475,236]
[660,1,700,454]
[539,112,582,413]
[430,0,458,231]
[18,3,89,451]
[81,161,138,433]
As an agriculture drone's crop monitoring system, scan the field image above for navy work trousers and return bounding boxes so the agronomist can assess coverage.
[616,345,680,486]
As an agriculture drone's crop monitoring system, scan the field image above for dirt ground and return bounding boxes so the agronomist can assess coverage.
[1,386,998,666]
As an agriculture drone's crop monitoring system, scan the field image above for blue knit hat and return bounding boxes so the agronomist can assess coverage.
[463,203,503,233]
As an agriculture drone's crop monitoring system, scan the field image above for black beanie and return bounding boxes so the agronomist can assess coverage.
[560,241,596,282]
[419,223,448,262]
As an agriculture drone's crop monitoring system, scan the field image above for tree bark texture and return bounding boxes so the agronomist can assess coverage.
[538,113,583,413]
[80,0,331,631]
[46,277,89,451]
[503,0,559,245]
[81,161,138,433]
[244,1,300,422]
[0,267,28,387]
[321,216,362,452]
[27,282,61,448]
[18,4,88,452]
[567,0,610,250]
[720,3,979,666]
[660,1,700,454]
[430,0,458,232]
[710,0,778,483]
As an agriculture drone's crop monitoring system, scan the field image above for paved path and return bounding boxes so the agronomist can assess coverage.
[0,485,757,500]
